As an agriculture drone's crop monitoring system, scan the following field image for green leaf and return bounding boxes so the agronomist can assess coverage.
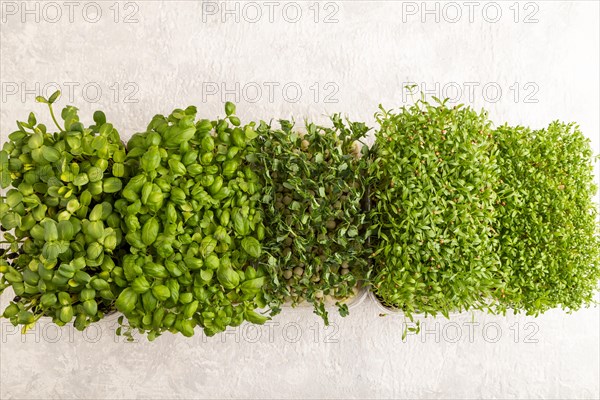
[48,90,61,104]
[86,221,104,240]
[40,293,58,307]
[18,310,35,324]
[163,126,196,148]
[225,102,236,116]
[132,276,150,294]
[141,217,159,246]
[83,299,98,316]
[43,219,59,241]
[143,262,169,279]
[87,166,103,182]
[199,236,217,258]
[86,206,101,224]
[217,262,239,289]
[93,110,107,126]
[41,146,60,162]
[1,212,21,230]
[244,310,269,324]
[73,173,89,186]
[115,288,138,314]
[204,254,220,270]
[0,150,10,188]
[57,220,75,240]
[240,277,266,295]
[152,285,170,301]
[141,146,161,172]
[103,177,122,193]
[241,237,261,258]
[59,306,73,323]
[91,136,108,151]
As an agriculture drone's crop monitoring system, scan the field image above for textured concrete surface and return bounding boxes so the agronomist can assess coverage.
[0,1,599,399]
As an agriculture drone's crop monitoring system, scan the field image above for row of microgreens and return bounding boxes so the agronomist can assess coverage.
[1,91,598,340]
[369,95,599,333]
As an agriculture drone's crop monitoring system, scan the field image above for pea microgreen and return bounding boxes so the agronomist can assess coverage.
[257,116,371,323]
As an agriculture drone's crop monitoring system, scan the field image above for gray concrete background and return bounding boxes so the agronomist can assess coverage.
[0,1,599,399]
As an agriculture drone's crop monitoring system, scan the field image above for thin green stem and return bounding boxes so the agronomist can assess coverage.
[47,104,62,131]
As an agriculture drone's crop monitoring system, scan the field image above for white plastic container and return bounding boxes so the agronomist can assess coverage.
[282,284,368,311]
[368,289,470,318]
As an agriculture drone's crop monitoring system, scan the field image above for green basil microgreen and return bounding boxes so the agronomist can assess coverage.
[114,103,269,340]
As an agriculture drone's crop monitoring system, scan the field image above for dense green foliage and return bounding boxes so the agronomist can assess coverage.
[257,116,370,323]
[1,93,598,340]
[0,92,128,330]
[114,103,269,339]
[369,99,503,318]
[495,122,600,314]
